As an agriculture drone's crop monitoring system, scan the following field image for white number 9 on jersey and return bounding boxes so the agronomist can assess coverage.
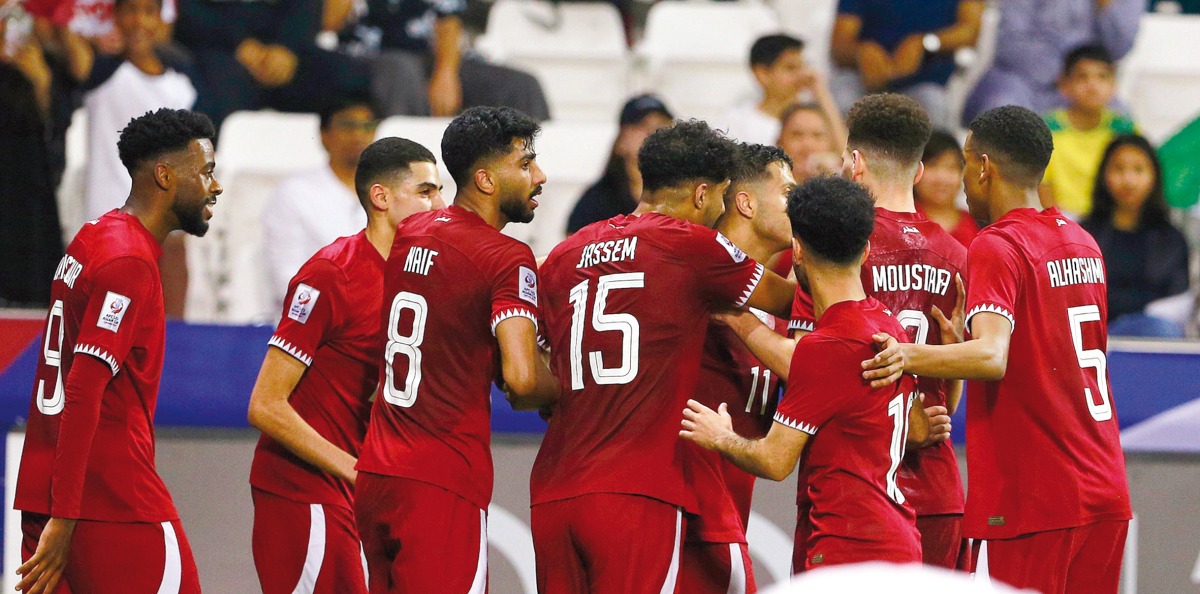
[384,292,429,408]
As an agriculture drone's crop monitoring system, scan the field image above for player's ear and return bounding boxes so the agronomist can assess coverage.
[692,182,708,210]
[153,162,173,192]
[474,167,495,195]
[978,154,992,187]
[791,236,803,265]
[913,160,925,186]
[368,183,389,212]
[735,191,754,218]
[861,240,871,264]
[850,149,866,181]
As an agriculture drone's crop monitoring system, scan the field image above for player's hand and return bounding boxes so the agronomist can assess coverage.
[259,45,298,88]
[861,333,906,388]
[428,68,462,117]
[680,400,734,451]
[15,517,76,593]
[918,404,951,449]
[856,41,894,91]
[931,273,966,345]
[710,308,757,335]
[891,33,926,79]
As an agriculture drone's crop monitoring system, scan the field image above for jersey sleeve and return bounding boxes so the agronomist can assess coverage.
[488,242,541,335]
[964,232,1022,333]
[789,287,815,334]
[72,257,159,376]
[772,337,853,435]
[687,229,765,308]
[268,259,345,366]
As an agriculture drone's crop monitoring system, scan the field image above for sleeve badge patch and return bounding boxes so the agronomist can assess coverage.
[715,232,748,263]
[97,292,131,332]
[288,283,321,324]
[518,265,538,306]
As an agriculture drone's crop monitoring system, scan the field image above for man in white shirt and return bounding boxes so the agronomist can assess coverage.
[262,99,376,311]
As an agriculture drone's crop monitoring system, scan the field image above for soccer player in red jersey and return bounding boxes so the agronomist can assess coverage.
[680,143,796,594]
[863,106,1132,594]
[682,175,930,572]
[722,94,966,570]
[13,108,220,594]
[355,107,560,593]
[246,137,445,594]
[531,121,796,594]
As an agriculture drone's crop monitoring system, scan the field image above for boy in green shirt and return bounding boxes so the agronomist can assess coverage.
[1040,45,1137,218]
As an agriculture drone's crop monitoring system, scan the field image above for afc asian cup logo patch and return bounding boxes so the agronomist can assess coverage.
[715,232,747,263]
[288,283,321,324]
[518,266,538,306]
[97,291,131,332]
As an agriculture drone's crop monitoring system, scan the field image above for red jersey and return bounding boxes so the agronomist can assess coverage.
[15,211,177,522]
[357,206,540,510]
[250,231,384,509]
[963,207,1131,539]
[916,205,979,248]
[687,309,786,543]
[531,213,765,512]
[775,298,921,566]
[790,209,967,516]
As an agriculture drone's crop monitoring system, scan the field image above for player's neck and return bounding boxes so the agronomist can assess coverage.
[119,200,172,244]
[808,269,867,321]
[990,186,1043,222]
[364,217,396,259]
[866,180,917,214]
[633,195,705,226]
[453,193,506,230]
[716,220,777,263]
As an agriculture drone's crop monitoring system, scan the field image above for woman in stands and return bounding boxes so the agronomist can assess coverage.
[776,102,843,184]
[914,130,978,247]
[1082,134,1192,338]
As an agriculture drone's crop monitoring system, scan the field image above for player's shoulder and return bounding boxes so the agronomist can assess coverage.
[76,211,159,268]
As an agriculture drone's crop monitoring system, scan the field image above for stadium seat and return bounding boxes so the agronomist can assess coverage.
[1118,13,1200,143]
[57,109,89,244]
[634,1,779,123]
[185,111,325,324]
[521,120,617,255]
[945,1,1000,131]
[476,0,630,122]
[375,115,456,198]
[769,0,837,72]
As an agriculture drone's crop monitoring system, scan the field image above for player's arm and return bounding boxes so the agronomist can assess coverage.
[743,269,797,319]
[861,312,1012,387]
[713,309,799,381]
[247,347,359,484]
[931,273,967,414]
[681,400,808,482]
[496,317,561,411]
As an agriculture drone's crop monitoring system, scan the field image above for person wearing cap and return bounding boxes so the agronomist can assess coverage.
[566,94,674,234]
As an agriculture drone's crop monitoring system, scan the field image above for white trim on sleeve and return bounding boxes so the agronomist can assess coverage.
[966,303,1015,334]
[268,336,314,366]
[735,263,765,308]
[491,308,539,336]
[74,344,120,376]
[773,412,818,435]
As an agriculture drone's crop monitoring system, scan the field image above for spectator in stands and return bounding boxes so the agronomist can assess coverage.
[262,99,376,311]
[0,8,64,307]
[830,0,983,129]
[80,0,195,221]
[914,130,976,247]
[720,34,840,147]
[1082,134,1191,338]
[176,0,387,133]
[567,94,673,234]
[340,0,550,120]
[776,102,845,184]
[1040,45,1138,219]
[963,0,1144,124]
[24,0,177,64]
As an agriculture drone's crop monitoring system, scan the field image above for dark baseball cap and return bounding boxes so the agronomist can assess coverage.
[619,94,674,126]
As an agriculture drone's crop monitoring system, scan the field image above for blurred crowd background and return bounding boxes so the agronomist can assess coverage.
[2,0,1199,338]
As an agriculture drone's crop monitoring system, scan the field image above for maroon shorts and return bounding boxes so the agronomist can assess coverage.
[974,519,1128,594]
[531,493,683,594]
[680,540,756,594]
[354,473,486,593]
[21,512,200,594]
[916,514,970,570]
[251,487,367,594]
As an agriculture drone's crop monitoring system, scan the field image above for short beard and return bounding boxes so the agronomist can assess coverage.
[500,196,535,225]
[174,200,210,237]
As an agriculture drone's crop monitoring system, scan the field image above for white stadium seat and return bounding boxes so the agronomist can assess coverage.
[57,109,89,244]
[1118,13,1200,144]
[945,1,1000,131]
[185,111,325,324]
[634,1,779,123]
[476,0,630,122]
[769,0,837,72]
[375,115,457,200]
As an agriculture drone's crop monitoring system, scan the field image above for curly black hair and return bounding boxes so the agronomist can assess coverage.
[846,93,931,170]
[441,106,540,187]
[354,137,437,205]
[638,120,737,192]
[1085,134,1171,230]
[787,176,875,265]
[967,105,1054,187]
[116,108,215,174]
[727,143,794,200]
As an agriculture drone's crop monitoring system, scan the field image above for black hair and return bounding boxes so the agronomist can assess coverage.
[117,108,215,174]
[318,97,376,131]
[728,142,794,197]
[638,120,737,192]
[967,105,1054,187]
[750,34,805,68]
[1085,134,1171,230]
[441,106,540,187]
[354,137,437,205]
[846,93,932,170]
[922,129,964,168]
[1063,44,1115,76]
[787,176,875,265]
